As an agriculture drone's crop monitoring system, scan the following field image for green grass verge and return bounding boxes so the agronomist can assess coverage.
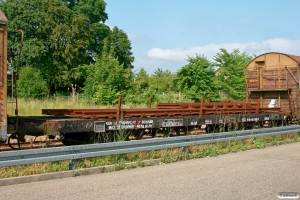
[0,133,299,179]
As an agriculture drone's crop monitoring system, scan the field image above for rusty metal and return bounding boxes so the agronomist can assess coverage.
[199,98,204,117]
[0,10,7,143]
[157,100,258,109]
[117,97,121,119]
[157,100,280,115]
[42,99,282,119]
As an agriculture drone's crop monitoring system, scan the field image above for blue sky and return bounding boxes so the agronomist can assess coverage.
[105,0,300,74]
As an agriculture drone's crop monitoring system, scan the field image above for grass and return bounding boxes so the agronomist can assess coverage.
[0,133,299,179]
[7,97,149,116]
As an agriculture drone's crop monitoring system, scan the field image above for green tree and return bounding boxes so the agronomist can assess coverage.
[106,27,134,69]
[173,55,220,102]
[213,48,254,100]
[134,68,150,90]
[150,68,175,93]
[81,43,133,104]
[16,66,48,98]
[0,0,110,93]
[123,68,178,104]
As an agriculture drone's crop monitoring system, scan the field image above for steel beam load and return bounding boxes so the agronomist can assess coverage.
[42,98,283,119]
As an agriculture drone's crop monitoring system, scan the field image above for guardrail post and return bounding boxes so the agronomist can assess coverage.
[69,159,76,170]
[182,146,187,154]
[181,146,189,160]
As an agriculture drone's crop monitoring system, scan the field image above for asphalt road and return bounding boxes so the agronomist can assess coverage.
[1,142,300,200]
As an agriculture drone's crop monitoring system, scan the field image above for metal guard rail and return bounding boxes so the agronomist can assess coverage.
[0,125,299,168]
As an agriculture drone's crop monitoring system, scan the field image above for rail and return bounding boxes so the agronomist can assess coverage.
[0,125,299,169]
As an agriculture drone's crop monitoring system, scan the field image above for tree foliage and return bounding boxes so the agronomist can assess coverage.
[173,55,220,102]
[0,0,111,92]
[123,68,177,104]
[134,68,150,90]
[150,68,175,93]
[81,43,133,104]
[106,27,134,69]
[0,0,255,103]
[213,48,254,100]
[16,66,48,98]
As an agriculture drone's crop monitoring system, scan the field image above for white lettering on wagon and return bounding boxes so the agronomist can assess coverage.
[137,119,153,128]
[205,119,212,124]
[162,119,183,127]
[106,120,153,130]
[108,124,135,130]
[242,117,260,122]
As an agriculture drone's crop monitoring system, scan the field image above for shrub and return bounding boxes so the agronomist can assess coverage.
[16,66,48,98]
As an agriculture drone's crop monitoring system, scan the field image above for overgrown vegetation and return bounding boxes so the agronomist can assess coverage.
[16,66,48,99]
[1,133,299,178]
[173,55,220,102]
[214,49,253,100]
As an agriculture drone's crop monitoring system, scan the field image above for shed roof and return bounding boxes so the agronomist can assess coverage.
[0,10,8,25]
[249,52,300,66]
[286,53,300,65]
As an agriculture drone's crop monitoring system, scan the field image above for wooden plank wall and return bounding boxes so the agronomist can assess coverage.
[246,53,299,116]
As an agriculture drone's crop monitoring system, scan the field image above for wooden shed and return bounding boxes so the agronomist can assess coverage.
[245,52,300,118]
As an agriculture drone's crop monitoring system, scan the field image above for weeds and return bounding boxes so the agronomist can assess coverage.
[7,97,150,116]
[137,159,145,167]
[204,146,218,157]
[114,159,127,170]
[252,139,265,149]
[293,133,300,142]
[272,136,279,146]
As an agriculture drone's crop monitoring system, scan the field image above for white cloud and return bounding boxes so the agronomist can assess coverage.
[134,38,300,74]
[147,38,300,61]
[128,34,155,42]
[128,34,139,40]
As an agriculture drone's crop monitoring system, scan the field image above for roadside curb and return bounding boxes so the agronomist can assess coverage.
[0,159,162,186]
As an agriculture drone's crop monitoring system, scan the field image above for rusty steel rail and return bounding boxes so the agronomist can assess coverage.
[42,108,206,118]
[42,107,278,118]
[157,100,259,109]
[42,98,282,119]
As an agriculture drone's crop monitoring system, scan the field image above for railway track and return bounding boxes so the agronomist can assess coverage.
[0,140,63,151]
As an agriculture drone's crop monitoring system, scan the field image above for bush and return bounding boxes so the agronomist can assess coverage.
[16,66,48,98]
